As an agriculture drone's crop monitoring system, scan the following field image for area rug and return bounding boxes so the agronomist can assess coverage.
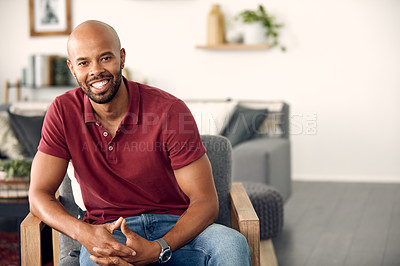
[0,232,19,266]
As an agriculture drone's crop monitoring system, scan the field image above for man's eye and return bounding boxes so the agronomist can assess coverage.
[102,56,111,61]
[78,62,88,67]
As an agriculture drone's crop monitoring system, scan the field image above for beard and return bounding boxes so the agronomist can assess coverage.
[77,69,122,104]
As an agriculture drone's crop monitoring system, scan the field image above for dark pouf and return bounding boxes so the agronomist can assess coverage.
[242,182,284,240]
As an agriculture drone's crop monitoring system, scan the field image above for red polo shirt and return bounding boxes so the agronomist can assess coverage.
[38,78,206,225]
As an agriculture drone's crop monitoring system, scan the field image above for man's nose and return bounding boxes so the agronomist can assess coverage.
[89,61,104,76]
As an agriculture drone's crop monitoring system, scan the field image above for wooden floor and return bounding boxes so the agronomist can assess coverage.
[272,181,400,266]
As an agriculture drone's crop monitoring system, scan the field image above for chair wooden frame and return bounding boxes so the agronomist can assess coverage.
[21,182,262,266]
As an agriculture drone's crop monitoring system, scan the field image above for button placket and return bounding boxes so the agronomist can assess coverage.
[107,141,117,163]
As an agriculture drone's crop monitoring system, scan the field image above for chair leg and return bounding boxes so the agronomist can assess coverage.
[260,239,278,266]
[52,229,60,265]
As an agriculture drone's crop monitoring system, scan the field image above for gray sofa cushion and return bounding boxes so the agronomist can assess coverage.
[232,137,291,201]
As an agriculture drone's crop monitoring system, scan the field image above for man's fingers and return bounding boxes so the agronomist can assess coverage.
[121,218,135,238]
[93,243,136,258]
[90,254,133,266]
[108,217,124,232]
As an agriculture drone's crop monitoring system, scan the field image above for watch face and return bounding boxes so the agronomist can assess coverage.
[160,249,172,263]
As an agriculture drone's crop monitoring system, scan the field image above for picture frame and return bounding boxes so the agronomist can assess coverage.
[29,0,71,36]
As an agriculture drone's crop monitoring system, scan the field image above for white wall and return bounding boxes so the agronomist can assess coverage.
[1,0,400,182]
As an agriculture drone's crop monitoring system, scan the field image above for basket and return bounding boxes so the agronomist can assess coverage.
[0,173,29,198]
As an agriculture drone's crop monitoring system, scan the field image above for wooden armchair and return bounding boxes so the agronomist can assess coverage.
[21,135,261,265]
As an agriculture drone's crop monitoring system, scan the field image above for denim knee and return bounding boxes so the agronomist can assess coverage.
[195,224,251,266]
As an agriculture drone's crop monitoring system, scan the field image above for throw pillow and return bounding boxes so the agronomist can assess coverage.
[184,100,237,135]
[0,111,25,159]
[8,111,45,158]
[221,105,268,147]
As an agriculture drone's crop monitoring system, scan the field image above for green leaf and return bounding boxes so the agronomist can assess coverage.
[0,159,32,178]
[236,4,286,51]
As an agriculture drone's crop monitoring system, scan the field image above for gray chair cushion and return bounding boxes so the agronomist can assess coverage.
[58,176,82,262]
[57,253,80,266]
[201,135,232,226]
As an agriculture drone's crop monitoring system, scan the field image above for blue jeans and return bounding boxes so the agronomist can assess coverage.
[80,214,251,265]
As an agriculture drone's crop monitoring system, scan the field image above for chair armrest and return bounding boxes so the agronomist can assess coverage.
[230,182,260,266]
[20,191,61,266]
[20,212,44,266]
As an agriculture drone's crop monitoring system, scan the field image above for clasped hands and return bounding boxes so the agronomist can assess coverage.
[82,217,160,266]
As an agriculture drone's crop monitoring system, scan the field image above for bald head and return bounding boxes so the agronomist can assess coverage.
[67,20,121,58]
[66,20,126,104]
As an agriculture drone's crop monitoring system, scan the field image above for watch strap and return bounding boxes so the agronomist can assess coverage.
[155,238,172,263]
[155,238,169,250]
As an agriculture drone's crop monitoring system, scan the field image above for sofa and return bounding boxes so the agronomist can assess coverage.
[0,98,291,201]
[184,99,291,201]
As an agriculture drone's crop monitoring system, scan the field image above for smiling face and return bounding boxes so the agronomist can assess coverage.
[67,21,126,104]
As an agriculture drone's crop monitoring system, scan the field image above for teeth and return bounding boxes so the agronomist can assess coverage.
[92,80,108,89]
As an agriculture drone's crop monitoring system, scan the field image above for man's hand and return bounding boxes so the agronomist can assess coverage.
[77,217,136,264]
[90,218,160,266]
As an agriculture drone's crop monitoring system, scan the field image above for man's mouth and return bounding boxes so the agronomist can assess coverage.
[91,80,109,89]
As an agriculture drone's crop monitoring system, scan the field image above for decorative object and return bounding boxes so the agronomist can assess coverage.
[29,0,72,36]
[198,4,272,50]
[0,160,32,198]
[207,4,225,45]
[52,56,71,85]
[221,105,268,147]
[236,5,286,51]
[225,29,243,44]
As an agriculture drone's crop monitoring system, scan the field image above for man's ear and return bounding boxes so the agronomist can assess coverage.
[120,48,126,69]
[67,59,76,78]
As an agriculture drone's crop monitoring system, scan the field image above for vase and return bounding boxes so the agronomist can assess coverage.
[207,4,225,45]
[242,21,269,45]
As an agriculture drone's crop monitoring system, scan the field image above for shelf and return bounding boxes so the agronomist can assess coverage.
[3,80,75,103]
[196,44,271,50]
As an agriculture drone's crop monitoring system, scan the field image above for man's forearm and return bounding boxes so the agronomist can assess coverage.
[29,190,86,241]
[163,154,219,252]
[161,199,218,251]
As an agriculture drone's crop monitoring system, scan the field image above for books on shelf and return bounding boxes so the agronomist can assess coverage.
[25,54,74,88]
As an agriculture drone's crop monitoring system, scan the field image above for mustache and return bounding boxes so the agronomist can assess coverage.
[86,74,113,84]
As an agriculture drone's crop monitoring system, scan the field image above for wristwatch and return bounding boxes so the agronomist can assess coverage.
[155,238,172,263]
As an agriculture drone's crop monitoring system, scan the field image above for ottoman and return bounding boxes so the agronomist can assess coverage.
[242,182,284,240]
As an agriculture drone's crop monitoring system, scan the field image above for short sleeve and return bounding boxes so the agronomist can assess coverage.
[38,98,71,160]
[163,100,206,170]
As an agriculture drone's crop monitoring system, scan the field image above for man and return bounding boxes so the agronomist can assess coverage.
[29,20,251,266]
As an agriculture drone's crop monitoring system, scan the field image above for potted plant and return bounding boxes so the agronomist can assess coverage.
[236,5,286,51]
[0,159,32,198]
